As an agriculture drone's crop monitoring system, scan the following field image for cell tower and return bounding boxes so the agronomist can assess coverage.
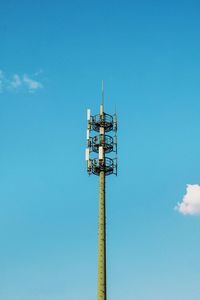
[85,82,117,300]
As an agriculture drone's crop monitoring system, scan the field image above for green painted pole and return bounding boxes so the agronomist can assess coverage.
[98,170,106,300]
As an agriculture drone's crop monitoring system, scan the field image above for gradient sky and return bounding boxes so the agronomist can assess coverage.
[1,0,200,299]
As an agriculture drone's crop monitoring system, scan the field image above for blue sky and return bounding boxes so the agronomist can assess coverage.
[1,0,200,299]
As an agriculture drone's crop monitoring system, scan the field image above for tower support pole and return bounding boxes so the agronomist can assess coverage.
[98,170,106,300]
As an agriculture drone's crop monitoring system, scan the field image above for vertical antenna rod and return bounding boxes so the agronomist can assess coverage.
[102,80,104,108]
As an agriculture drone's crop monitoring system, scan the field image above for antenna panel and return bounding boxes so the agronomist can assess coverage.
[99,146,103,160]
[87,109,91,120]
[87,129,90,140]
[85,148,90,161]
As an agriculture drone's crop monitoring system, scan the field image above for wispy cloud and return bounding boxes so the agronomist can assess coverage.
[175,184,200,215]
[23,74,42,92]
[10,74,22,88]
[0,70,43,93]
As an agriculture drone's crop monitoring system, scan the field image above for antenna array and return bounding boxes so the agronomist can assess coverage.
[86,105,117,176]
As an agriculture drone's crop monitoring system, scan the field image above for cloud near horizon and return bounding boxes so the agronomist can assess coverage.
[0,70,43,93]
[175,184,200,215]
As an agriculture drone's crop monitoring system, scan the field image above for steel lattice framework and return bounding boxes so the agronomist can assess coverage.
[86,109,117,176]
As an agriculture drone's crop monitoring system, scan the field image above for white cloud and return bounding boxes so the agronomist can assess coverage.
[175,184,200,215]
[0,70,43,93]
[34,69,43,76]
[10,74,22,88]
[23,74,42,92]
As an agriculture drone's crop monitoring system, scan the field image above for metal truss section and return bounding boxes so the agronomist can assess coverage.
[90,158,117,176]
[92,113,113,132]
[91,135,115,154]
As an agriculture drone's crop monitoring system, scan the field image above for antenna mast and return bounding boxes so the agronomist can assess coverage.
[102,80,104,107]
[86,84,118,300]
